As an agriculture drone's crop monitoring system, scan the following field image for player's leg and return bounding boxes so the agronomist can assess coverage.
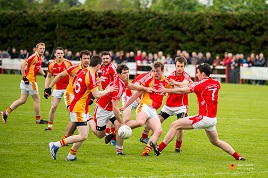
[125,111,147,129]
[1,93,29,123]
[46,96,61,130]
[113,120,124,155]
[142,117,162,156]
[175,112,187,153]
[157,116,193,154]
[123,104,132,122]
[32,93,47,124]
[66,123,89,161]
[206,129,246,160]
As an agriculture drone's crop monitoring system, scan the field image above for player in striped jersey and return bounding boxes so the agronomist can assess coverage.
[1,42,47,124]
[49,55,117,161]
[44,47,73,130]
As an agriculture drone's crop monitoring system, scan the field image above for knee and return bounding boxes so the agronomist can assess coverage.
[170,121,179,130]
[50,104,58,111]
[153,127,162,136]
[80,134,88,141]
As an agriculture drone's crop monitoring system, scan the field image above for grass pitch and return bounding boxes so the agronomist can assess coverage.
[0,74,268,177]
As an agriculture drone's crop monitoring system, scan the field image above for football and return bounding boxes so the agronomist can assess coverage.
[118,125,132,139]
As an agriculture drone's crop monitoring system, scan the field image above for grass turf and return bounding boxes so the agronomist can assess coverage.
[0,74,268,177]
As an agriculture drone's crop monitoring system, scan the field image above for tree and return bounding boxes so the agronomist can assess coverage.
[206,0,268,13]
[150,0,205,12]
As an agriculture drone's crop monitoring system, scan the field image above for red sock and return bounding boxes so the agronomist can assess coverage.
[111,127,116,140]
[7,107,13,114]
[36,115,41,121]
[232,152,241,160]
[176,140,182,149]
[142,130,149,139]
[106,128,111,135]
[158,142,167,152]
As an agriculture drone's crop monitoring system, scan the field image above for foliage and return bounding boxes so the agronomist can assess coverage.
[0,74,268,177]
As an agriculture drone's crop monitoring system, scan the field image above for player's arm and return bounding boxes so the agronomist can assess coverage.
[45,73,53,88]
[120,90,144,111]
[38,67,46,78]
[91,84,117,99]
[169,79,189,87]
[47,71,68,88]
[127,83,153,93]
[159,85,191,94]
[20,61,27,77]
[112,99,123,124]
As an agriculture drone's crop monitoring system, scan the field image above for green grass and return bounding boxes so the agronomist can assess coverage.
[0,74,268,177]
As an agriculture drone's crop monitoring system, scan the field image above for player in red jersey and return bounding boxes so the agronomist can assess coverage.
[1,42,47,124]
[120,62,171,156]
[100,51,117,145]
[152,63,246,160]
[140,57,193,153]
[44,47,73,130]
[94,64,151,155]
[48,55,117,161]
[44,50,92,137]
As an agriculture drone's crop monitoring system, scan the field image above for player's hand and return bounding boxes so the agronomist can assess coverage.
[89,96,95,105]
[106,84,118,93]
[159,85,167,93]
[169,79,176,86]
[97,77,102,86]
[145,87,153,93]
[119,106,126,111]
[22,76,29,85]
[44,87,52,99]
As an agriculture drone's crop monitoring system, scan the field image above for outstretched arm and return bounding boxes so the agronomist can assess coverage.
[159,85,191,94]
[120,90,144,111]
[91,84,118,99]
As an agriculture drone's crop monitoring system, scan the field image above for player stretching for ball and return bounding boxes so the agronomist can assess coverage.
[140,56,192,153]
[152,63,246,161]
[121,62,171,156]
[94,64,151,155]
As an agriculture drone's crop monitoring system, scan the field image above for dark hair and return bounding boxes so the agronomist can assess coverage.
[174,56,187,66]
[101,51,110,57]
[116,64,129,74]
[153,61,164,71]
[80,50,91,59]
[90,55,102,67]
[197,63,212,77]
[55,47,64,52]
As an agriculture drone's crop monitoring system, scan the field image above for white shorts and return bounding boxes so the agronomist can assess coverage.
[70,112,88,123]
[190,115,217,131]
[122,93,139,109]
[94,105,115,128]
[161,105,187,116]
[52,89,66,99]
[136,103,159,120]
[20,80,38,95]
[64,92,74,107]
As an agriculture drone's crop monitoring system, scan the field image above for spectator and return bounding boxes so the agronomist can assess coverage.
[1,50,10,58]
[42,51,51,67]
[147,53,154,64]
[184,52,191,65]
[116,50,127,64]
[135,50,142,64]
[222,52,232,66]
[65,51,74,60]
[213,54,221,67]
[109,50,116,62]
[197,52,204,64]
[73,52,80,61]
[254,53,266,85]
[142,51,148,64]
[165,54,174,64]
[128,51,135,62]
[17,49,25,59]
[153,53,159,62]
[173,49,182,59]
[229,54,241,84]
[190,51,199,65]
[157,51,166,64]
[204,52,213,65]
[10,47,18,59]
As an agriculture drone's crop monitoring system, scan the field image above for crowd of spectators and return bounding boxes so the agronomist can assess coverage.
[1,48,267,84]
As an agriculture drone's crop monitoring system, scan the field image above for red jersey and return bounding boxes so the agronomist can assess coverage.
[165,71,192,107]
[125,72,150,97]
[100,62,116,89]
[141,74,170,110]
[48,59,73,90]
[69,68,99,113]
[97,75,129,111]
[24,52,42,82]
[189,78,220,117]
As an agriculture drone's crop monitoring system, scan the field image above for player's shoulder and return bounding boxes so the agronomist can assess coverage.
[64,59,73,65]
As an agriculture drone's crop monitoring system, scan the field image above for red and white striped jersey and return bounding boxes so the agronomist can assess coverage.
[100,62,117,89]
